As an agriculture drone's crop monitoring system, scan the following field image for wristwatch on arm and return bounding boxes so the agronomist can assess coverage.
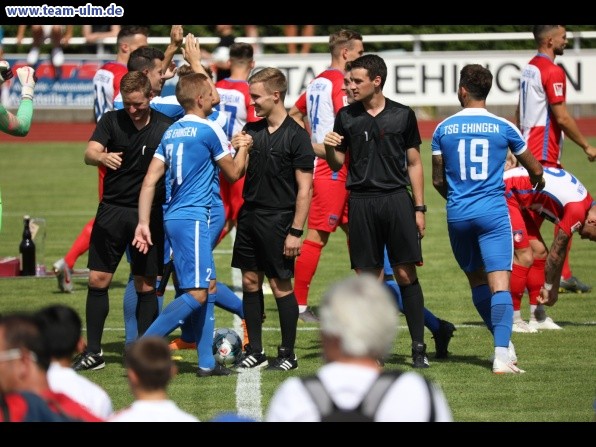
[414,205,427,213]
[288,227,304,237]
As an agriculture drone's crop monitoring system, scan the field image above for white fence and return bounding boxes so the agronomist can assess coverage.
[4,31,596,55]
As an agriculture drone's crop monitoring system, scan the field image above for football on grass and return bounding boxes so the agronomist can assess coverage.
[212,328,242,366]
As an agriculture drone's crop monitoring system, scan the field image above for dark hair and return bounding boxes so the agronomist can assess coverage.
[459,64,492,101]
[36,305,81,360]
[125,337,172,391]
[349,54,387,89]
[533,25,565,44]
[127,46,164,72]
[117,25,149,44]
[0,313,51,371]
[229,42,253,61]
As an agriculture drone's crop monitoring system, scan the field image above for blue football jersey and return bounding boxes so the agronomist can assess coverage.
[155,114,229,221]
[431,108,527,221]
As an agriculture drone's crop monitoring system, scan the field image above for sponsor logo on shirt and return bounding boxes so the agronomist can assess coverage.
[553,83,564,97]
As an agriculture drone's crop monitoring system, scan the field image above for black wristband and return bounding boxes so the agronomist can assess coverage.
[414,205,427,213]
[288,227,304,237]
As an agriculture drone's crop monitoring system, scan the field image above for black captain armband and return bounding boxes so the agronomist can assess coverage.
[288,227,304,237]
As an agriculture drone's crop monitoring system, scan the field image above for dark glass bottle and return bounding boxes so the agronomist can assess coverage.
[19,215,36,276]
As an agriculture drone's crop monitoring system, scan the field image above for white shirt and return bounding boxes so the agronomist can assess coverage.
[265,362,453,422]
[108,400,200,422]
[47,361,114,419]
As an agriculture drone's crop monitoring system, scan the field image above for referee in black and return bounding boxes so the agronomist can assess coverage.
[324,54,429,368]
[73,71,174,371]
[233,67,314,372]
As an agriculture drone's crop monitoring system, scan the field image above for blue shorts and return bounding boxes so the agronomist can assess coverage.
[165,219,213,290]
[448,213,513,273]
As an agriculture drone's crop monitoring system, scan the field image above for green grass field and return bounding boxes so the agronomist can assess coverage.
[0,140,595,422]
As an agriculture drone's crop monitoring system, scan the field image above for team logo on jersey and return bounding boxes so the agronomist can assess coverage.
[328,214,338,228]
[553,83,564,97]
[513,230,523,243]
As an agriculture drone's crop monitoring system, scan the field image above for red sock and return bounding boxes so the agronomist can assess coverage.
[64,218,94,269]
[527,258,546,305]
[294,239,323,306]
[510,263,530,311]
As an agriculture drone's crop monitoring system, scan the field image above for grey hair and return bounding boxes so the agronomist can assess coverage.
[319,274,398,359]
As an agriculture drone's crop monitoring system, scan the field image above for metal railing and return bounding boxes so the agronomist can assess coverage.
[4,31,596,55]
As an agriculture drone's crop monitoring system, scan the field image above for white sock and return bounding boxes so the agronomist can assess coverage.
[298,305,307,313]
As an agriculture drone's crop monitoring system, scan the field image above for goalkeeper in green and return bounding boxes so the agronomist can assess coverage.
[0,60,37,232]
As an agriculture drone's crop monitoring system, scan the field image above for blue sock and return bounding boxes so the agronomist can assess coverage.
[123,275,137,345]
[214,281,244,318]
[491,291,513,348]
[472,284,493,333]
[385,279,439,333]
[195,293,216,370]
[179,317,194,343]
[144,292,200,337]
[155,277,164,313]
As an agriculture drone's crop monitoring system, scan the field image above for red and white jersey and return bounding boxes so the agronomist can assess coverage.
[295,68,348,181]
[93,61,128,123]
[504,166,593,236]
[518,53,566,167]
[215,78,259,143]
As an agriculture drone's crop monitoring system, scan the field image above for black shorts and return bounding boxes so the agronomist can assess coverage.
[231,206,295,280]
[88,202,164,276]
[348,189,421,270]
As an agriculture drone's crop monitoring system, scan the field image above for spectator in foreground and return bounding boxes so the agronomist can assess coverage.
[109,337,199,422]
[36,304,114,419]
[266,275,453,421]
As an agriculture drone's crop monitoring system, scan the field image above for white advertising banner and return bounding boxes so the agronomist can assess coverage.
[4,50,596,109]
[254,50,596,108]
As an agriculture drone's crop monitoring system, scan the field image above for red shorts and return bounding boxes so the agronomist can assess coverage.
[220,172,245,222]
[307,177,349,232]
[508,203,544,250]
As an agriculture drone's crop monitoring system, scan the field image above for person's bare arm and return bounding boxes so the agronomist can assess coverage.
[182,33,220,105]
[324,131,346,172]
[16,25,26,45]
[283,168,313,258]
[431,154,447,200]
[515,150,544,190]
[161,25,183,81]
[218,132,252,182]
[551,102,596,161]
[538,227,569,306]
[289,105,306,128]
[407,146,426,238]
[84,140,122,170]
[133,158,165,254]
[61,25,74,46]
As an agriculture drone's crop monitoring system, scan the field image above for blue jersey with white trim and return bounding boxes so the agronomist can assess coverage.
[431,108,527,221]
[155,114,229,221]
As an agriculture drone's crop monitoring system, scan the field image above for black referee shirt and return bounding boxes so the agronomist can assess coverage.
[90,109,174,208]
[242,115,314,210]
[334,98,422,194]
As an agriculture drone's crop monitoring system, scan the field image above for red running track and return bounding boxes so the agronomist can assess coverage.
[1,119,596,142]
